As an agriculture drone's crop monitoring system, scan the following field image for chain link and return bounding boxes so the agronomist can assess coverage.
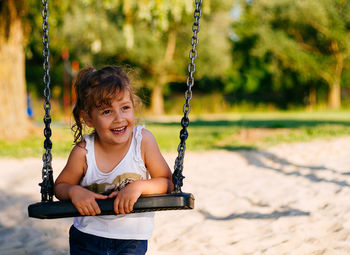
[39,0,54,202]
[37,0,201,197]
[173,0,202,193]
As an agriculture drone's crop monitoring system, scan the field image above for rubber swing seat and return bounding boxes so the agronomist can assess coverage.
[28,193,194,219]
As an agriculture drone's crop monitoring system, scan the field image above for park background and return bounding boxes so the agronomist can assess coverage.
[2,0,350,157]
[3,1,350,254]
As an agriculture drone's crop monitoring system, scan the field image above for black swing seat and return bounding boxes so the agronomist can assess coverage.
[28,192,194,219]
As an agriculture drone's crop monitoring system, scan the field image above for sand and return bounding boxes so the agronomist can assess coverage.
[1,137,350,254]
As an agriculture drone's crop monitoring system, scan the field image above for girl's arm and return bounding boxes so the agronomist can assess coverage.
[109,129,174,214]
[140,128,174,193]
[54,143,107,216]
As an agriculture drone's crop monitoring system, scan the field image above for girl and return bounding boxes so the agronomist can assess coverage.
[54,66,174,255]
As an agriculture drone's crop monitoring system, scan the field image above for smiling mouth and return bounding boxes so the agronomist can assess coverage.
[111,126,127,134]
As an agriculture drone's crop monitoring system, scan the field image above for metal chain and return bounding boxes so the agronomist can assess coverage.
[173,0,202,193]
[39,0,54,202]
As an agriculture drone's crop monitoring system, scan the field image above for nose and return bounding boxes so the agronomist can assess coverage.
[113,109,124,122]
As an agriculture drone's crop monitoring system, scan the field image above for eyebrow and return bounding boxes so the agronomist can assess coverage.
[118,97,133,104]
[97,106,111,112]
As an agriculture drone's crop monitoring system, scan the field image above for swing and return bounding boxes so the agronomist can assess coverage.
[28,0,202,219]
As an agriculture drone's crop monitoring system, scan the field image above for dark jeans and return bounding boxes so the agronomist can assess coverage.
[69,225,148,255]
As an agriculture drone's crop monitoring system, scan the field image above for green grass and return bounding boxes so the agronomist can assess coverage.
[1,111,350,158]
[148,111,350,151]
[0,124,74,158]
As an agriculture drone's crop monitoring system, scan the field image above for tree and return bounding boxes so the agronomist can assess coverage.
[233,0,350,109]
[41,0,195,115]
[0,0,29,138]
[51,0,234,114]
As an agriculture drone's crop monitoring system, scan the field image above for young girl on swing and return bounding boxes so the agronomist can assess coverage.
[54,66,174,255]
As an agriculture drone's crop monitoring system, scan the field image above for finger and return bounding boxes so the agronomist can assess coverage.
[95,193,108,199]
[82,207,90,215]
[114,197,120,214]
[128,200,135,213]
[73,202,84,215]
[119,199,126,214]
[108,191,118,198]
[124,199,131,214]
[87,204,96,216]
[77,207,85,216]
[83,204,94,216]
[92,200,101,215]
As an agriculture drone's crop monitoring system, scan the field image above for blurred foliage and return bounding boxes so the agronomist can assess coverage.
[24,0,233,113]
[18,0,350,113]
[228,0,350,109]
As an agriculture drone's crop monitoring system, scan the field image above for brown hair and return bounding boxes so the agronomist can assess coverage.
[72,66,136,144]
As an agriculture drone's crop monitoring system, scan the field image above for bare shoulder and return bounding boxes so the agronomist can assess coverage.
[64,141,88,172]
[55,141,88,185]
[141,128,157,145]
[71,140,87,157]
[141,128,160,159]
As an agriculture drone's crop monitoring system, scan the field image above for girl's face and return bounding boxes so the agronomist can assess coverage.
[84,90,135,147]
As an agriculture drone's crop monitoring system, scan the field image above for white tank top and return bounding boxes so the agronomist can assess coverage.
[73,125,154,240]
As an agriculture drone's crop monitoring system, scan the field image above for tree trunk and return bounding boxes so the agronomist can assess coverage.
[150,30,177,115]
[0,2,29,138]
[328,82,341,109]
[150,85,164,115]
[328,43,344,109]
[307,86,316,111]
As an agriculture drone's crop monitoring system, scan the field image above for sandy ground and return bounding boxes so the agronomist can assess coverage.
[1,137,350,254]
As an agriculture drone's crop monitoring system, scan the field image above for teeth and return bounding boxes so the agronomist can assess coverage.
[113,127,125,131]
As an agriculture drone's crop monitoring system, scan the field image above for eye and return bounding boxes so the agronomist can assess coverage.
[122,105,131,111]
[102,109,111,115]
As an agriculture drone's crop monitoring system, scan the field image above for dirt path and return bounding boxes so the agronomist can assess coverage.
[1,137,350,254]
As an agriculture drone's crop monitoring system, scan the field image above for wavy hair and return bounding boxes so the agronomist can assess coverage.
[72,66,137,144]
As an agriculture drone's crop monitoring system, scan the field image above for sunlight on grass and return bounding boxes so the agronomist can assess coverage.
[1,111,350,158]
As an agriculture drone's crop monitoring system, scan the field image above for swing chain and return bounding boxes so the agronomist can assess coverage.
[173,0,202,193]
[39,0,54,202]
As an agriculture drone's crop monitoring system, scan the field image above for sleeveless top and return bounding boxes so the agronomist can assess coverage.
[73,125,155,240]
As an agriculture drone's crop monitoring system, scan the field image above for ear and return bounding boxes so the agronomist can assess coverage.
[81,111,93,127]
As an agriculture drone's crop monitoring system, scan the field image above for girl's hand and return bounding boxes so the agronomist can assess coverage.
[70,185,108,216]
[108,181,143,214]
